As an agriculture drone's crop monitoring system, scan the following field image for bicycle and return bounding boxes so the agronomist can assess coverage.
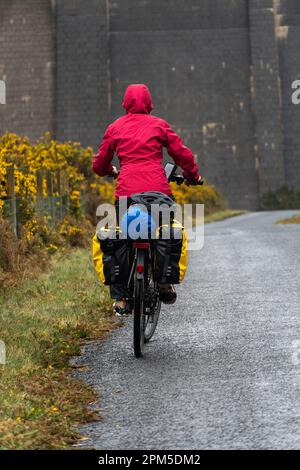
[117,163,203,358]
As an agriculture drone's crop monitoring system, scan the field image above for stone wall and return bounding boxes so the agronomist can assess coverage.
[0,0,55,140]
[1,0,299,208]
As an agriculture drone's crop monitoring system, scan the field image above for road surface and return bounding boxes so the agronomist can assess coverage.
[76,211,300,450]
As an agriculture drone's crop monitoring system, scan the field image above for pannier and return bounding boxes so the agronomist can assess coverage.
[92,227,129,285]
[153,221,188,284]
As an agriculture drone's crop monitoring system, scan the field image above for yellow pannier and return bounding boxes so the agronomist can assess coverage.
[153,220,188,284]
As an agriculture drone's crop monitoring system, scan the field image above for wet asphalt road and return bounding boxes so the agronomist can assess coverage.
[76,211,300,450]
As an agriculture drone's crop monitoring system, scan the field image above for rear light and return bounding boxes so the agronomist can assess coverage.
[137,264,144,273]
[133,242,150,249]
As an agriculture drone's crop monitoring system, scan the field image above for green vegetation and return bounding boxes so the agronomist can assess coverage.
[261,186,300,210]
[0,249,115,449]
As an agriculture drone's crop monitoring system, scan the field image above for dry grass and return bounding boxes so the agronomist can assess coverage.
[0,248,117,449]
[276,214,300,225]
[205,210,247,223]
[0,218,49,289]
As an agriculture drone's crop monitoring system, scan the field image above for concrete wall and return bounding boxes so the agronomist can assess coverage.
[55,0,110,148]
[248,0,286,198]
[109,0,259,209]
[275,0,300,190]
[1,0,299,207]
[0,0,55,139]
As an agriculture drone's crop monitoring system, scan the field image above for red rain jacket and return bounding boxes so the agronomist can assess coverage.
[92,84,200,198]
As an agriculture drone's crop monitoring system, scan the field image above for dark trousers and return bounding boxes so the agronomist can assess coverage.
[109,198,131,301]
[110,283,128,300]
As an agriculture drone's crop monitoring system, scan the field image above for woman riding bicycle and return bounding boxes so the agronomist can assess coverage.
[92,84,202,316]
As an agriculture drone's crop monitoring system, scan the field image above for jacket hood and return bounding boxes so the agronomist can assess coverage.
[122,84,153,114]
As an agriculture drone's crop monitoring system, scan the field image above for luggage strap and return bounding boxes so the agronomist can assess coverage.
[111,255,116,284]
[161,224,174,283]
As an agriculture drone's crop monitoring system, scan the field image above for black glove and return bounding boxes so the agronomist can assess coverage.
[186,176,204,186]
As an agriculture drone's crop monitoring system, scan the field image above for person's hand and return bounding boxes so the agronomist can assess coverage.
[108,166,119,179]
[186,176,204,186]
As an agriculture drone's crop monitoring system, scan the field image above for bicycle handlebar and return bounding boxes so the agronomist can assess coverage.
[108,168,204,186]
[170,174,204,186]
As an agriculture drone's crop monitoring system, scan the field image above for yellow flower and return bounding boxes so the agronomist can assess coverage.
[50,406,59,413]
[47,244,58,254]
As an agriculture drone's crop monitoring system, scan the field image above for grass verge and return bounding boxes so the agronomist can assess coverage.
[0,249,116,449]
[276,214,300,225]
[0,208,246,449]
[205,210,247,223]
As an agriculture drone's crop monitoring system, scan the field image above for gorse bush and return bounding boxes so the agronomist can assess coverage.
[170,181,227,214]
[261,186,300,210]
[0,133,97,285]
[84,180,116,224]
[0,132,93,217]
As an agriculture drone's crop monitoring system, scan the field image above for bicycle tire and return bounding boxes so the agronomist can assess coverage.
[144,296,161,343]
[133,252,145,358]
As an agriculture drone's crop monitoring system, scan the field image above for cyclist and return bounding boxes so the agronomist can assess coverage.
[92,84,202,316]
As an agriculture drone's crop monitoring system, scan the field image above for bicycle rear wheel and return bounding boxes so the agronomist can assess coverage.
[133,252,146,358]
[144,289,161,343]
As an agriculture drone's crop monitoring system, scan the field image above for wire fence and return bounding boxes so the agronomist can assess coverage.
[1,167,70,237]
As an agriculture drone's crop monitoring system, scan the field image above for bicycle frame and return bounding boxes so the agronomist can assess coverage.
[126,241,160,358]
[127,242,151,291]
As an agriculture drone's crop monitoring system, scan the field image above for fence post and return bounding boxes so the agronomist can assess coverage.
[56,170,61,194]
[61,171,69,218]
[36,170,44,221]
[46,170,55,224]
[46,171,53,197]
[56,170,65,221]
[6,167,17,236]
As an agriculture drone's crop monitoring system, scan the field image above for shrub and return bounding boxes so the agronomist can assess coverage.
[0,132,94,224]
[59,217,91,247]
[170,182,227,214]
[0,217,47,288]
[261,186,300,210]
[84,180,116,224]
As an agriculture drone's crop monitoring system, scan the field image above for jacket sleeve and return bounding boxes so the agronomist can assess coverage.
[92,125,116,177]
[163,122,200,182]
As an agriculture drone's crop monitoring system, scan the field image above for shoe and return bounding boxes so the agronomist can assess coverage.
[159,284,177,304]
[113,301,131,317]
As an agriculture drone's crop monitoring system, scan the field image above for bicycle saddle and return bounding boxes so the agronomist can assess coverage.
[130,191,175,208]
